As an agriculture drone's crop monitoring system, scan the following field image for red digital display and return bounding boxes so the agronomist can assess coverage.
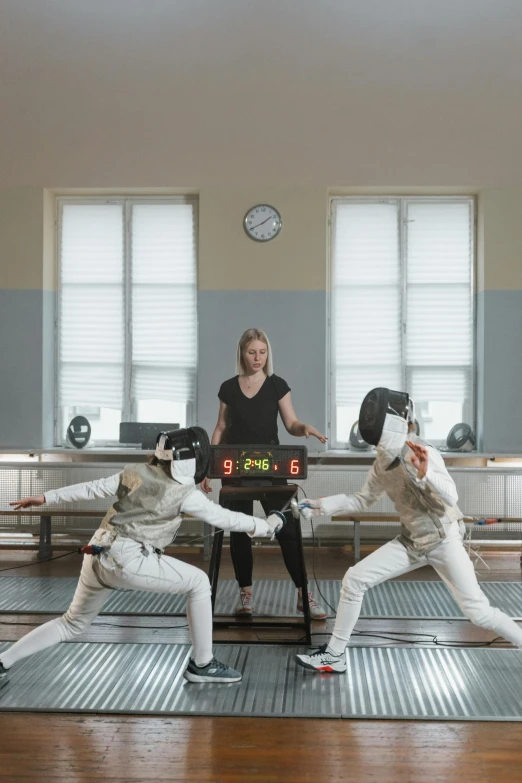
[208,445,308,479]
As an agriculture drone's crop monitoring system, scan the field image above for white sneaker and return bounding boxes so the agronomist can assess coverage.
[297,591,327,620]
[235,590,254,616]
[296,644,346,673]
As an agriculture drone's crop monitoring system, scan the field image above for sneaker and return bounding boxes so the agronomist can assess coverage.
[296,644,346,673]
[297,591,327,620]
[0,662,9,684]
[183,657,242,683]
[235,590,254,616]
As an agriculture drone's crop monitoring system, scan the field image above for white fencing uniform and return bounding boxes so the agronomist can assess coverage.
[319,439,522,654]
[1,464,270,670]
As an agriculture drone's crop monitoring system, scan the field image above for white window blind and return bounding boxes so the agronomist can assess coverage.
[131,204,197,404]
[59,204,124,410]
[57,198,197,445]
[331,197,474,447]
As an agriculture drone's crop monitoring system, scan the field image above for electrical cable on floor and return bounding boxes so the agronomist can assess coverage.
[295,630,508,649]
[0,618,190,630]
[0,550,78,573]
[0,615,509,648]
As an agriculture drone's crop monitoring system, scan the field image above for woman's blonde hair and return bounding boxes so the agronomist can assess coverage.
[236,328,274,376]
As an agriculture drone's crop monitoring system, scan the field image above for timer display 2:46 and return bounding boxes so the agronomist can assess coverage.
[222,458,301,475]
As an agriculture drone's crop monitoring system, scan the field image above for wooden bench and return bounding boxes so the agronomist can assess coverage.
[0,510,104,560]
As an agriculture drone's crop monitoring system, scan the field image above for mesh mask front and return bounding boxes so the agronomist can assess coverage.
[358,387,410,446]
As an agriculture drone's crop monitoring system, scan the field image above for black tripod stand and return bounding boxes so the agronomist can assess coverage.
[207,483,312,644]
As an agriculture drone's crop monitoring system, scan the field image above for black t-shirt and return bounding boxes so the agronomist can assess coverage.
[218,374,291,445]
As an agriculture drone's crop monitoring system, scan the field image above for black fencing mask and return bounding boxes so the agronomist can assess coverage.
[358,387,412,447]
[155,426,210,484]
[446,423,476,452]
[67,416,92,449]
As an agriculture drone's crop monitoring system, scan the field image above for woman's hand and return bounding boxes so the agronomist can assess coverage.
[10,494,46,510]
[406,441,428,480]
[200,478,212,494]
[303,425,328,444]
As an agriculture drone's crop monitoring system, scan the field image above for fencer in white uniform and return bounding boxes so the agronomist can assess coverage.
[296,388,522,673]
[0,427,283,684]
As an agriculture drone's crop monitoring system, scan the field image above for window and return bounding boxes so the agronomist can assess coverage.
[56,197,197,446]
[330,197,475,448]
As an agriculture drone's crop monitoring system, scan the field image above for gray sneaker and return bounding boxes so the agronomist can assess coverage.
[183,657,242,683]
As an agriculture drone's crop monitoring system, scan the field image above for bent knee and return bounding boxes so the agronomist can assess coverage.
[190,568,211,597]
[59,612,93,639]
[341,567,369,600]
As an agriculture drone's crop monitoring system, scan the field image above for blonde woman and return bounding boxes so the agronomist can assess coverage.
[201,328,328,619]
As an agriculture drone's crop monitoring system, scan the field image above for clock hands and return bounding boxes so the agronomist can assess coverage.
[249,215,275,230]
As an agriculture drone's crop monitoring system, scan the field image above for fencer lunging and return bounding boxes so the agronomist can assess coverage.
[0,427,283,685]
[296,387,522,673]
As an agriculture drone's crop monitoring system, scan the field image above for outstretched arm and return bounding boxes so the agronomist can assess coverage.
[304,465,385,517]
[278,392,328,444]
[10,473,121,510]
[181,490,279,537]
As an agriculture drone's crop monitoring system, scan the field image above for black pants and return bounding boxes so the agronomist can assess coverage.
[223,491,304,589]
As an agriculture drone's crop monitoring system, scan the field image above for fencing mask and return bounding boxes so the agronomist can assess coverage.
[154,426,210,485]
[358,387,414,464]
[446,423,476,452]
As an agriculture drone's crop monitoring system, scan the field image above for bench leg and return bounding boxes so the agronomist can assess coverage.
[354,520,361,563]
[208,530,223,614]
[202,522,212,561]
[293,515,311,644]
[38,515,52,560]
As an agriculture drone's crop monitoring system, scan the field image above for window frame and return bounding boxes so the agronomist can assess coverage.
[328,194,476,450]
[55,195,199,447]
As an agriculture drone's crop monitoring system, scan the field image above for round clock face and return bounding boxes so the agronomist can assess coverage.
[244,205,282,242]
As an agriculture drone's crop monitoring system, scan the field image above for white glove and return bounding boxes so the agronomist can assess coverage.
[266,512,286,535]
[248,514,284,537]
[249,517,270,537]
[294,501,317,521]
[292,498,322,520]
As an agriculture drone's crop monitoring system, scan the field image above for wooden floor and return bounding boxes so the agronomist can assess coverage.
[0,544,521,783]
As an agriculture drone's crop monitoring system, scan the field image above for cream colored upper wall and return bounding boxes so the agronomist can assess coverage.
[0,188,46,289]
[478,189,522,292]
[2,2,522,188]
[3,185,522,293]
[42,189,56,292]
[198,188,327,290]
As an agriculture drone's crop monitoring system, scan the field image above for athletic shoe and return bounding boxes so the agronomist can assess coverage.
[235,590,254,616]
[183,657,242,683]
[297,591,327,620]
[296,644,346,673]
[0,662,9,683]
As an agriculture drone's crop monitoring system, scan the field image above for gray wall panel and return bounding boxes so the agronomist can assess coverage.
[42,290,55,447]
[0,290,47,447]
[197,290,327,448]
[3,287,520,454]
[480,290,522,452]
